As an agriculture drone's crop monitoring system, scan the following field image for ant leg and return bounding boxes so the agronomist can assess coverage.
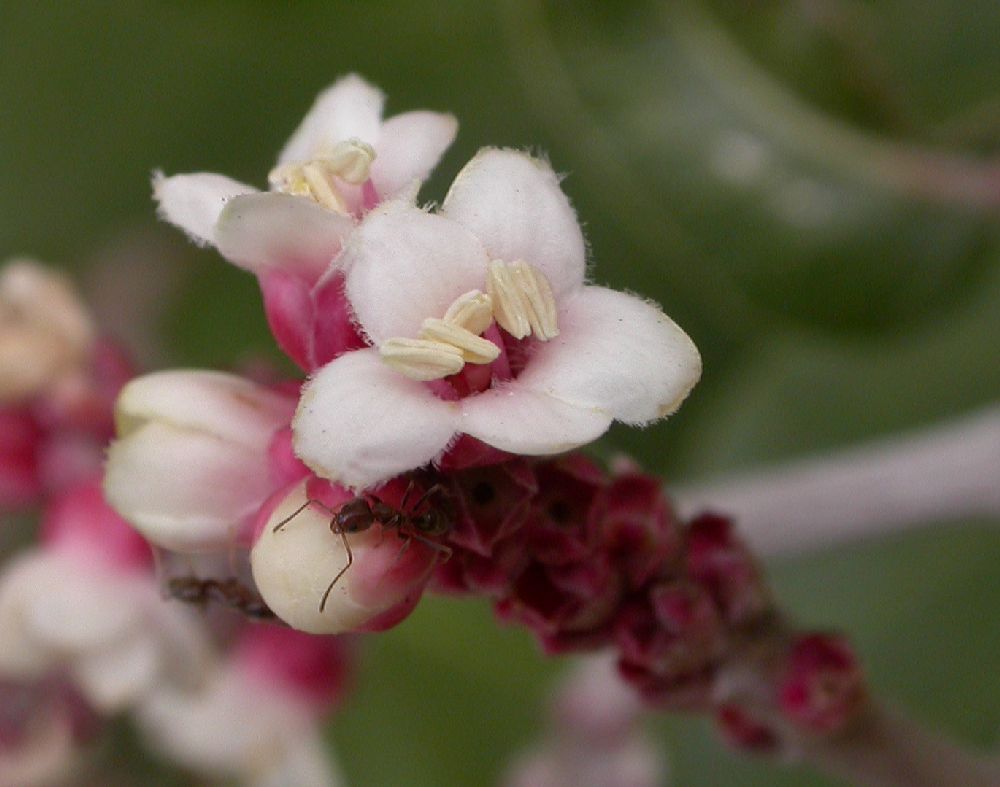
[319,529,353,613]
[410,533,453,562]
[272,498,336,533]
[410,483,448,513]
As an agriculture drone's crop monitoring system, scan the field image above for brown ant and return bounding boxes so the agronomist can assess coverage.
[272,481,454,612]
[166,576,276,620]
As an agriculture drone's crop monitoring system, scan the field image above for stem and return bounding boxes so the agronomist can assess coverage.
[675,406,1000,556]
[807,702,1000,787]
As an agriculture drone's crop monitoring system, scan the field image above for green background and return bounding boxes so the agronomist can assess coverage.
[2,2,998,784]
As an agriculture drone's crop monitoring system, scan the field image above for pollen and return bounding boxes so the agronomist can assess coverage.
[486,260,559,341]
[442,290,493,336]
[268,138,376,213]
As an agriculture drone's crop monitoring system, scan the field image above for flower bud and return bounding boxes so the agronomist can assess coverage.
[251,479,442,634]
[778,633,865,734]
[104,370,295,553]
[0,260,95,404]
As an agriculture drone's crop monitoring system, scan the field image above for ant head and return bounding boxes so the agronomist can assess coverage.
[334,497,376,533]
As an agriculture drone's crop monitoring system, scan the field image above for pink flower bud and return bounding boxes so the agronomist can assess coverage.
[685,512,770,627]
[40,480,151,573]
[715,704,779,753]
[252,479,442,634]
[597,472,680,589]
[233,624,351,714]
[778,633,865,734]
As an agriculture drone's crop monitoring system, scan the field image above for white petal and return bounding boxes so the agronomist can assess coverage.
[252,730,343,787]
[517,286,702,424]
[15,558,142,652]
[442,148,586,298]
[138,668,309,775]
[459,385,611,455]
[343,202,488,343]
[115,370,294,444]
[369,110,458,200]
[0,555,63,676]
[293,349,456,489]
[278,75,385,165]
[153,172,256,246]
[215,193,354,276]
[72,633,160,712]
[104,421,273,553]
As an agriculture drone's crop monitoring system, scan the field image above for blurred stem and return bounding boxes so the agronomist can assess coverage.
[807,702,1000,787]
[676,405,1000,556]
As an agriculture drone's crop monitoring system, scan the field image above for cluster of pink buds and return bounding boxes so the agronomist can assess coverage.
[0,261,132,511]
[0,258,355,785]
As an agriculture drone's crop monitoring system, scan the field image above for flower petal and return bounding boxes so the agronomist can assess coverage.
[458,385,611,455]
[369,110,458,200]
[278,74,385,165]
[516,286,702,424]
[104,421,272,553]
[114,370,294,445]
[72,633,160,712]
[153,172,256,246]
[215,193,354,277]
[442,148,586,298]
[343,202,488,343]
[293,349,456,489]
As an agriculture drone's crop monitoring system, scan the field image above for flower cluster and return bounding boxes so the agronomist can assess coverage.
[0,259,352,785]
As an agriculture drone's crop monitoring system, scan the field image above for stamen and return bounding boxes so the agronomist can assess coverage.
[268,137,376,212]
[486,260,531,339]
[380,338,465,381]
[318,138,376,184]
[486,260,559,341]
[510,260,559,340]
[420,318,499,364]
[442,290,493,335]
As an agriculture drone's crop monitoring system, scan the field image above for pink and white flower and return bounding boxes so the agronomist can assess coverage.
[154,75,458,370]
[137,624,349,787]
[293,148,702,490]
[0,481,211,713]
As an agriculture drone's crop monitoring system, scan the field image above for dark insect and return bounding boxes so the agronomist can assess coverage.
[166,576,276,620]
[272,481,454,612]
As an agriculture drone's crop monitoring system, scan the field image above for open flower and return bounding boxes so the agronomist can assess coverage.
[293,148,702,490]
[154,75,458,370]
[154,74,457,278]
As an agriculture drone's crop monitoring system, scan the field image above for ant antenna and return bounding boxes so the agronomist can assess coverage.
[272,498,337,532]
[319,529,352,612]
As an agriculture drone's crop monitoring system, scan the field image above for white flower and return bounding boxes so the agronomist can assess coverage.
[0,550,210,713]
[292,148,702,490]
[137,655,342,787]
[154,74,457,279]
[0,259,95,403]
[103,370,295,553]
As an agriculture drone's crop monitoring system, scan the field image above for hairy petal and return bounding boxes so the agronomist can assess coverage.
[293,349,456,490]
[215,193,354,277]
[153,172,256,246]
[369,110,458,200]
[342,202,488,343]
[458,385,612,455]
[517,287,702,424]
[278,74,385,165]
[443,148,586,298]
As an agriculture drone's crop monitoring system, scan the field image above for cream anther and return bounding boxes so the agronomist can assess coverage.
[419,318,499,364]
[442,290,493,336]
[486,260,559,341]
[380,338,464,381]
[268,138,376,213]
